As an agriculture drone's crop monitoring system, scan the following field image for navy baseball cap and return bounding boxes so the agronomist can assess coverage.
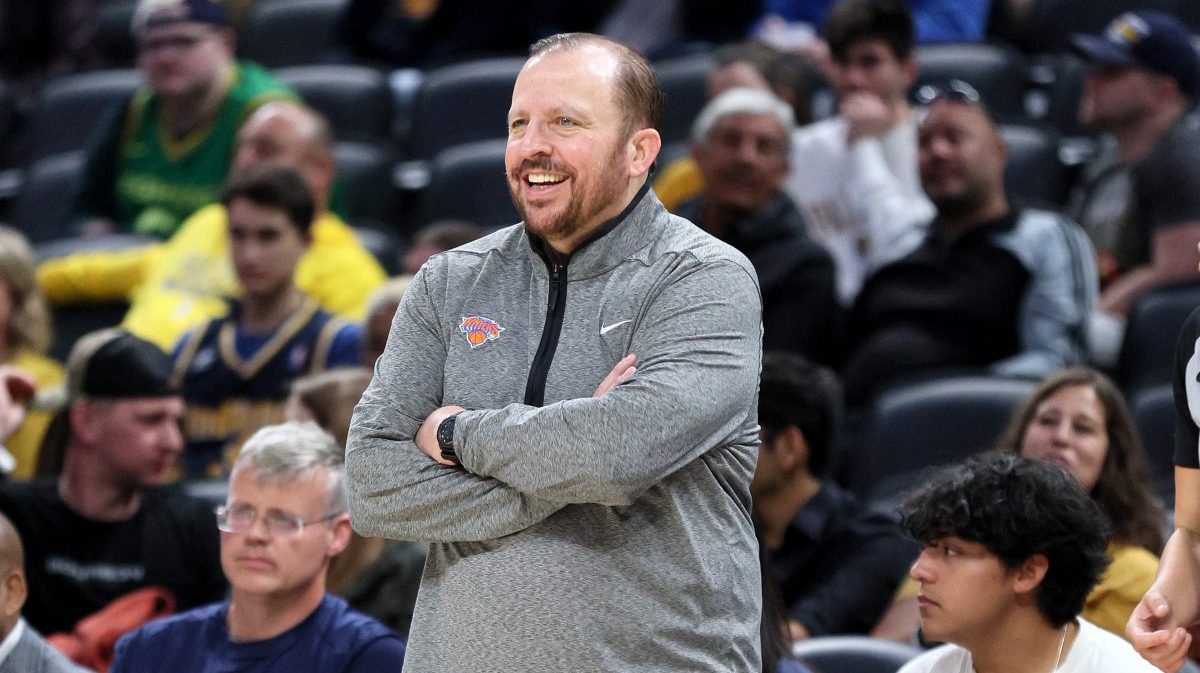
[1071,11,1200,97]
[131,0,230,36]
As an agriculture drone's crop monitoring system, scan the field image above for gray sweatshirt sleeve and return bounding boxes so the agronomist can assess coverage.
[991,211,1098,378]
[454,257,762,507]
[345,264,566,543]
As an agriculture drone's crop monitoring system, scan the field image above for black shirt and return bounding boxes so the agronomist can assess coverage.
[769,482,916,636]
[0,481,227,634]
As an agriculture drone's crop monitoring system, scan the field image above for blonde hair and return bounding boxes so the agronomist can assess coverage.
[0,227,51,355]
[289,368,373,448]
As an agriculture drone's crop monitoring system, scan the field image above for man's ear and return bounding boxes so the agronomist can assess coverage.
[2,570,25,618]
[1011,553,1049,597]
[69,402,97,446]
[772,426,810,475]
[628,128,662,179]
[326,514,352,558]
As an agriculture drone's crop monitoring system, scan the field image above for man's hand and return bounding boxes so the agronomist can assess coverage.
[0,366,35,441]
[593,354,637,397]
[1128,589,1193,672]
[841,92,894,143]
[415,405,465,465]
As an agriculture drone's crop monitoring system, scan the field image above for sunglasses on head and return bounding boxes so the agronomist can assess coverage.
[914,79,982,106]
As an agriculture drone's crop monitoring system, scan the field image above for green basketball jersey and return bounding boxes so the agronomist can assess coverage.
[115,61,294,238]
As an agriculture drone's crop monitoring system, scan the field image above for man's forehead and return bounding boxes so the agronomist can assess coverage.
[921,101,993,133]
[711,112,787,138]
[520,44,620,86]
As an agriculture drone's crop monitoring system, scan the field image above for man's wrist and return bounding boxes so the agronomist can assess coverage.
[437,413,460,465]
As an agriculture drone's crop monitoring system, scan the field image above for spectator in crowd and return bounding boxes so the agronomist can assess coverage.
[757,0,992,44]
[875,367,1163,642]
[109,421,406,672]
[172,165,362,478]
[0,328,225,635]
[361,276,410,368]
[0,370,84,672]
[1067,11,1200,359]
[0,228,64,480]
[786,0,935,303]
[677,88,839,363]
[0,513,88,672]
[843,83,1095,405]
[41,101,386,353]
[654,39,819,211]
[1128,291,1200,671]
[402,220,486,276]
[70,0,294,238]
[755,352,913,639]
[285,369,426,635]
[896,453,1158,673]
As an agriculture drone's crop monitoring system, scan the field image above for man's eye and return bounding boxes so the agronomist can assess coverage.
[557,117,574,126]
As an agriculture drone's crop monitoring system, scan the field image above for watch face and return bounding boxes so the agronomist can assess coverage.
[438,416,455,449]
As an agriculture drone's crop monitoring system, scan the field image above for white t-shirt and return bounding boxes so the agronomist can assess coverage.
[786,116,934,303]
[896,618,1160,673]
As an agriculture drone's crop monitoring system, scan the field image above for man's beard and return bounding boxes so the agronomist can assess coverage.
[510,144,629,246]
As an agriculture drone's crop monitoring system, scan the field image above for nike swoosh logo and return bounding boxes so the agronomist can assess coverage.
[600,320,631,335]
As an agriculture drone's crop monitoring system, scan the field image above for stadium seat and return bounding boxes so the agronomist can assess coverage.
[654,52,716,146]
[1117,281,1200,396]
[36,233,157,362]
[333,141,399,230]
[850,376,1036,504]
[239,0,346,68]
[419,139,516,231]
[7,153,86,243]
[911,42,1030,123]
[406,57,524,161]
[792,636,923,673]
[275,65,393,144]
[352,226,403,277]
[26,69,140,163]
[1130,383,1177,507]
[1000,124,1068,208]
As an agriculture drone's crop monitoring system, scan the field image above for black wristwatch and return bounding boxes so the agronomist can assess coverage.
[436,414,459,464]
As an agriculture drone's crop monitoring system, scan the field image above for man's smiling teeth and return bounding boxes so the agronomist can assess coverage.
[528,173,565,185]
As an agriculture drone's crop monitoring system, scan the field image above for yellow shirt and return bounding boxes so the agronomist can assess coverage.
[652,157,705,213]
[38,205,388,351]
[7,350,65,480]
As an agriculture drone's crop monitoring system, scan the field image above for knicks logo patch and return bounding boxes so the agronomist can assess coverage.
[459,316,505,348]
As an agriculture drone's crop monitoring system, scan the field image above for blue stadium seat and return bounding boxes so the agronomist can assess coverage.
[792,636,923,673]
[1130,383,1177,507]
[26,69,140,163]
[238,0,346,68]
[654,52,716,145]
[419,139,516,231]
[851,376,1036,504]
[911,42,1030,123]
[406,57,524,161]
[1117,281,1200,396]
[275,65,394,144]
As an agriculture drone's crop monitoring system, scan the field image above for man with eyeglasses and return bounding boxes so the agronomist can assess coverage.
[0,329,225,636]
[70,0,293,239]
[109,421,406,672]
[1068,11,1200,355]
[677,87,839,365]
[842,84,1096,405]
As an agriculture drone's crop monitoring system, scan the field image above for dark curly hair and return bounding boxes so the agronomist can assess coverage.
[900,453,1111,627]
[996,367,1164,553]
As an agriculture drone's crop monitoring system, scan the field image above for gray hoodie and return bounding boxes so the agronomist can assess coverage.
[347,187,763,672]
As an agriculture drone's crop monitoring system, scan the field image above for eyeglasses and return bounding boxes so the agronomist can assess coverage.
[215,504,341,538]
[914,79,982,107]
[138,32,210,54]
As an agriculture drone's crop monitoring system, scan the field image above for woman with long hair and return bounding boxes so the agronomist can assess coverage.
[874,367,1164,641]
[0,227,63,478]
